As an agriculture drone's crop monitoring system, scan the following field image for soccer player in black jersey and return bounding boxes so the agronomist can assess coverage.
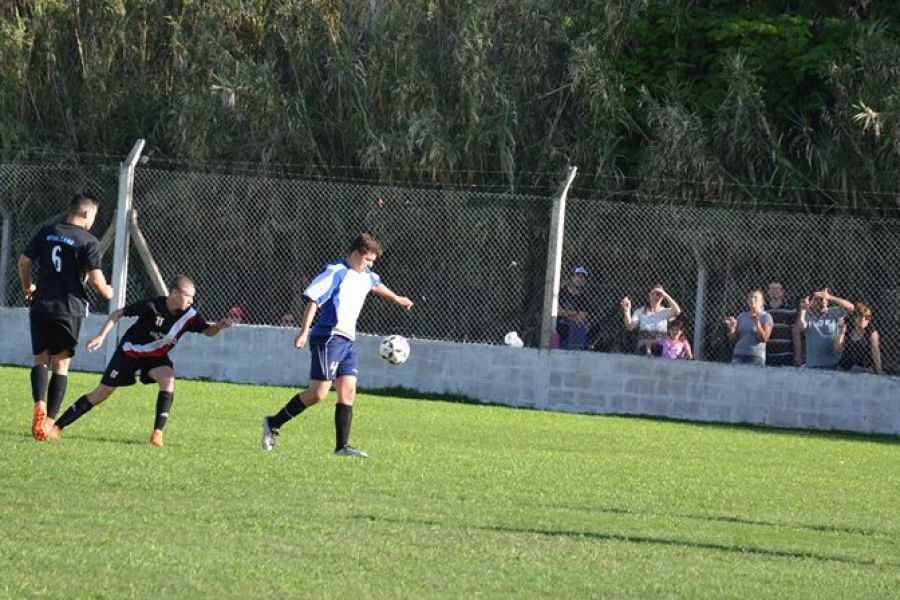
[48,275,232,447]
[18,192,114,441]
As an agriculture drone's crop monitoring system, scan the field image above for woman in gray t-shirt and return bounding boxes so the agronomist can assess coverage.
[725,289,774,366]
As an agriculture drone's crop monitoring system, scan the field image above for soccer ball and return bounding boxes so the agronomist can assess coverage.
[379,335,410,366]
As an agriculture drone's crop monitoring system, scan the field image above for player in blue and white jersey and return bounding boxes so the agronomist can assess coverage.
[261,233,413,457]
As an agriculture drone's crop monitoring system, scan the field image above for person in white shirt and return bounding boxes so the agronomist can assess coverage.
[620,285,682,355]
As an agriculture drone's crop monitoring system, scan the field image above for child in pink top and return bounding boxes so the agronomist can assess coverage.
[659,319,693,360]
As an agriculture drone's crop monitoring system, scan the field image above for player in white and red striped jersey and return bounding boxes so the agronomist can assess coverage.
[48,275,232,447]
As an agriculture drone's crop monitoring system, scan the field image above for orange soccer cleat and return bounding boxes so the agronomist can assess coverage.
[32,402,47,441]
[149,429,164,448]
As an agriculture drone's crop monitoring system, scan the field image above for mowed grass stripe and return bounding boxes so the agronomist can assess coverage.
[1,365,899,598]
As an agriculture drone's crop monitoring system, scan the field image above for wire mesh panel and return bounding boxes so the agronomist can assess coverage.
[563,196,900,374]
[131,168,552,345]
[0,163,118,311]
[6,160,899,375]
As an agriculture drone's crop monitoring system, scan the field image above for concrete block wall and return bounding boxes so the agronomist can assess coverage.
[2,307,898,435]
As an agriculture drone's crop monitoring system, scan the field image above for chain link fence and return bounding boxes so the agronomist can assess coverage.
[0,163,118,313]
[127,168,552,345]
[2,161,899,375]
[562,198,900,374]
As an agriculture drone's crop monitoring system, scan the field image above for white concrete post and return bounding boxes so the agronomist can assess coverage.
[692,240,708,361]
[539,166,578,349]
[0,198,11,307]
[106,139,145,365]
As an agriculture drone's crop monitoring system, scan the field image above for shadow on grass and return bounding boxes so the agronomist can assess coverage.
[546,502,893,539]
[350,514,897,568]
[0,428,155,447]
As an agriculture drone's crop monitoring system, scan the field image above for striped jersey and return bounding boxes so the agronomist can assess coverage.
[765,302,797,362]
[118,297,209,358]
[305,260,381,340]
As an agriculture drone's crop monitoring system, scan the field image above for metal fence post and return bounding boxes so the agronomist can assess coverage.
[540,166,578,349]
[106,139,145,365]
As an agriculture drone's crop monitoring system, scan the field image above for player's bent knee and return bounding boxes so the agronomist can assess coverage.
[149,367,176,390]
[90,386,115,404]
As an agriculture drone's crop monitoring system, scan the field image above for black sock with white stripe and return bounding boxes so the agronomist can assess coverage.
[154,391,174,431]
[268,394,307,429]
[56,395,94,430]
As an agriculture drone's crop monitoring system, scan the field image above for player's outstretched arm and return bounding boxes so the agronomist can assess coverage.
[87,269,114,300]
[203,317,234,337]
[87,308,125,352]
[17,255,35,303]
[372,284,413,311]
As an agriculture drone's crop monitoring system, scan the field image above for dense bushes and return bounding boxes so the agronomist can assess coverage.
[2,1,900,214]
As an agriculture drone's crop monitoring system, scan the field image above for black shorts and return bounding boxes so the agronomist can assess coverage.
[29,311,83,356]
[101,348,174,387]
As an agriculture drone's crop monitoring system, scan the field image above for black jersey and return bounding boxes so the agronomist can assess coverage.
[118,297,208,359]
[23,222,102,316]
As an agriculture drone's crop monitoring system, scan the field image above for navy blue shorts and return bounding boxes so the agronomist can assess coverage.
[309,335,358,381]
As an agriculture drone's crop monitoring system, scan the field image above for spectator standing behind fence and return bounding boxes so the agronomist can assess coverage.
[794,289,855,368]
[621,285,682,355]
[764,281,796,366]
[226,306,245,324]
[835,303,883,374]
[659,318,693,360]
[724,289,774,366]
[556,266,591,350]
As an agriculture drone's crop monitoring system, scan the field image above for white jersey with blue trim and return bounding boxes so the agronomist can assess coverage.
[304,260,381,340]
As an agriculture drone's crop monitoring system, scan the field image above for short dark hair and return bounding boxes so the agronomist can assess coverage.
[168,274,195,293]
[349,232,384,257]
[68,192,99,215]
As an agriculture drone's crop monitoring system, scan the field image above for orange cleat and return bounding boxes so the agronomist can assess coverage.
[45,424,61,441]
[32,402,47,441]
[149,429,164,448]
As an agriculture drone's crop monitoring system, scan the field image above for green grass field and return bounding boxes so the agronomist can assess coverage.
[1,365,899,598]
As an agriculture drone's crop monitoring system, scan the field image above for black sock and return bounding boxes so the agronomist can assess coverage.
[154,391,174,431]
[335,403,353,450]
[47,373,68,419]
[268,394,307,429]
[55,395,94,430]
[30,365,48,403]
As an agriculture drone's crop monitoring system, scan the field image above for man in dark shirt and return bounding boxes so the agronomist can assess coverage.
[764,281,796,367]
[18,193,114,440]
[556,266,591,350]
[47,275,232,447]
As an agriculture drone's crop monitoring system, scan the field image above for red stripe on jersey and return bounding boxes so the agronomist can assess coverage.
[121,310,199,358]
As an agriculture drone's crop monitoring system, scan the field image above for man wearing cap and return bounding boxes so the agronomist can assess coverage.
[556,266,591,350]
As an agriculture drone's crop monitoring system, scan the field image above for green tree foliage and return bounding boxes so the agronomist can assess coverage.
[2,0,900,214]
